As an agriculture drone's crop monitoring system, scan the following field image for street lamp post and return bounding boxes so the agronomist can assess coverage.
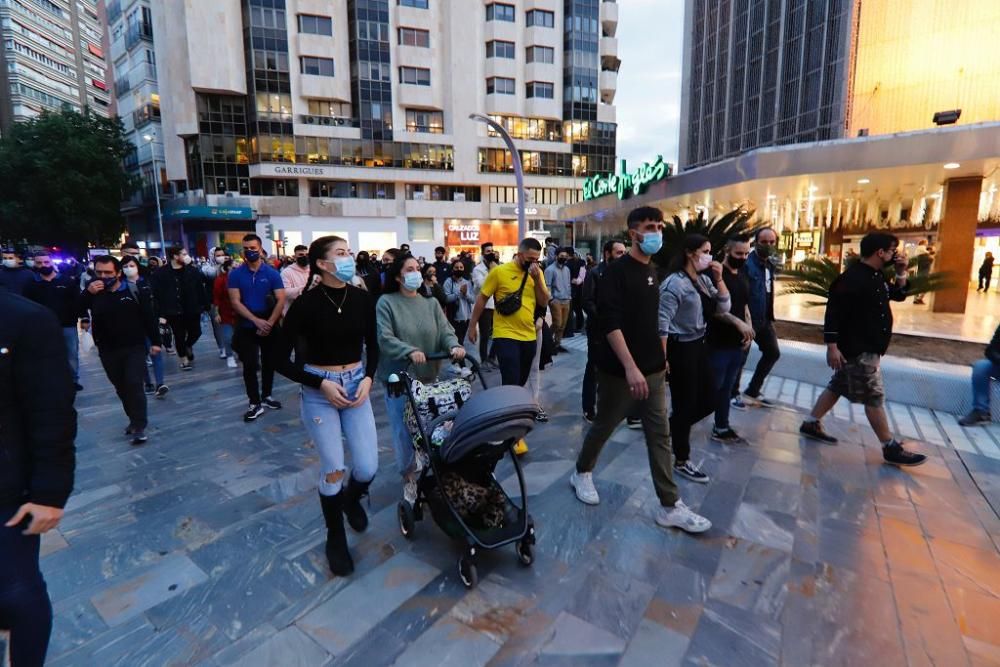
[142,133,166,258]
[470,113,527,240]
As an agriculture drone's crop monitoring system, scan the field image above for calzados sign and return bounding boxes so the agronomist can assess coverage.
[583,156,671,201]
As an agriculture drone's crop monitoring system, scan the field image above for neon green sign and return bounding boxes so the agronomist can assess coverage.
[583,155,672,201]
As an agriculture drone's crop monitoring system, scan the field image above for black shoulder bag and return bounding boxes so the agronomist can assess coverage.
[495,269,530,316]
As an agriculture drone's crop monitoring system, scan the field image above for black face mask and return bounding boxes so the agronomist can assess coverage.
[243,249,260,262]
[557,258,567,266]
[37,265,55,276]
[295,256,309,267]
[727,256,747,270]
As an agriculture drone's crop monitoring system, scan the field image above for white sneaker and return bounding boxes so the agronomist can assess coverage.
[570,471,600,505]
[226,356,237,369]
[218,348,227,359]
[655,500,712,534]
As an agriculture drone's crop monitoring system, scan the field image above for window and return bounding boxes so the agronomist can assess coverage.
[300,56,334,76]
[399,0,429,7]
[486,77,515,95]
[405,109,444,133]
[486,3,514,22]
[406,185,481,201]
[399,66,431,86]
[526,45,554,64]
[308,100,352,117]
[526,9,554,28]
[309,181,396,199]
[526,81,554,99]
[298,14,332,35]
[398,27,430,47]
[486,40,515,59]
[251,179,299,196]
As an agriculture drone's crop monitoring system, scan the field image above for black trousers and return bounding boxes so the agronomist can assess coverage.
[493,337,536,386]
[980,271,992,291]
[667,338,716,462]
[478,309,495,362]
[733,320,781,398]
[165,313,203,359]
[233,326,278,404]
[0,506,52,667]
[570,286,585,332]
[99,344,148,430]
[452,320,469,346]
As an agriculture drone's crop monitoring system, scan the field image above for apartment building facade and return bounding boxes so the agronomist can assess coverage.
[152,0,620,259]
[0,0,111,134]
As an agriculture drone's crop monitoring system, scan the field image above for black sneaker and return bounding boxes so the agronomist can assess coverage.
[730,396,748,411]
[711,428,746,444]
[535,409,549,423]
[131,431,148,446]
[244,404,264,421]
[583,411,595,424]
[155,384,169,399]
[674,461,710,484]
[74,383,84,392]
[958,410,991,427]
[144,383,156,395]
[262,396,282,410]
[124,425,136,436]
[799,420,838,444]
[626,417,642,430]
[882,441,927,467]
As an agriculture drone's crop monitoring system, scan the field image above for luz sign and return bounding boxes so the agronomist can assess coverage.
[582,155,671,201]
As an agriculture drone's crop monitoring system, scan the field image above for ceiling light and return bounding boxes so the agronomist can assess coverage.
[857,178,870,184]
[808,185,819,192]
[766,194,777,200]
[943,162,960,169]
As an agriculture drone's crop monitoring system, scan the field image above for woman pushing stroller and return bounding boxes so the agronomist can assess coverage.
[275,235,379,577]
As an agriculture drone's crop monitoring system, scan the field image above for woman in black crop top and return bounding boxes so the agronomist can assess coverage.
[276,235,378,577]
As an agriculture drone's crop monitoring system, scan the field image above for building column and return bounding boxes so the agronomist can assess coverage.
[932,176,983,313]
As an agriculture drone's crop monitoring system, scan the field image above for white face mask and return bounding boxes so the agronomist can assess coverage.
[695,253,712,272]
[2,259,17,269]
[123,266,139,279]
[181,254,193,265]
[215,255,228,265]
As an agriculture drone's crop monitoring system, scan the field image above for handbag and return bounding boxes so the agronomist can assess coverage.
[495,269,530,316]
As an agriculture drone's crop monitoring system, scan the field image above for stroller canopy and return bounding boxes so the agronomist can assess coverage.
[439,385,538,464]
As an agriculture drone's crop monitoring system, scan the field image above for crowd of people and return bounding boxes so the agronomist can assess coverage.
[17,205,1000,666]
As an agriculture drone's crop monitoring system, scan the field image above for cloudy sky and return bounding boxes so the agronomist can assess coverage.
[614,0,685,170]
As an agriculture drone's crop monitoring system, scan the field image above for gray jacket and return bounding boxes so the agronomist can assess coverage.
[659,272,731,341]
[443,276,476,321]
[544,263,572,302]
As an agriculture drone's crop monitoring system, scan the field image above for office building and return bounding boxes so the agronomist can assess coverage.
[0,0,111,134]
[151,0,619,259]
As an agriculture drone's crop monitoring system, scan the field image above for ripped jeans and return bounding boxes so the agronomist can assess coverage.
[301,364,379,496]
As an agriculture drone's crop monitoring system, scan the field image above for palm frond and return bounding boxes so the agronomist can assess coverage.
[781,257,956,307]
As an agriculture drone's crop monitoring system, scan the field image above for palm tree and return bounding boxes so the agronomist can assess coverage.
[651,208,761,278]
[782,256,954,307]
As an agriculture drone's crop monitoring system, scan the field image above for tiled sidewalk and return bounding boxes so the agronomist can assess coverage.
[10,332,1000,666]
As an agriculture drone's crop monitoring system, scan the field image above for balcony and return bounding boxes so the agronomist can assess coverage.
[129,62,158,88]
[600,36,618,64]
[602,0,618,35]
[299,114,359,128]
[599,70,617,104]
[124,21,153,50]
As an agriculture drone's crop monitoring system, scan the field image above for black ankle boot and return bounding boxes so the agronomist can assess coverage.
[343,476,372,533]
[318,491,354,576]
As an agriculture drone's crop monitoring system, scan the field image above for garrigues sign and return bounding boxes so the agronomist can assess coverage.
[582,156,672,201]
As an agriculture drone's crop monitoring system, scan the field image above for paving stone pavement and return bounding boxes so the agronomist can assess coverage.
[10,328,1000,666]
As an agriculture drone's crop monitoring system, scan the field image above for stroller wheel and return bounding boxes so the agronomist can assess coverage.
[398,502,416,540]
[516,540,534,566]
[459,554,478,589]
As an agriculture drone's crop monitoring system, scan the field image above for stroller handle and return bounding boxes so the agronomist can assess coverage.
[401,350,489,389]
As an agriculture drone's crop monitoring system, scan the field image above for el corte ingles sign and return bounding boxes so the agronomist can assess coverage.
[583,155,672,201]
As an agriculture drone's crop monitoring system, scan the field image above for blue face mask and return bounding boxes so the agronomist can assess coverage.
[402,271,422,291]
[333,256,355,283]
[639,232,663,256]
[100,276,117,290]
[243,249,260,262]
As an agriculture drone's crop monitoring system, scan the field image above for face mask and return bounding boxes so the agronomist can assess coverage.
[695,253,713,272]
[402,271,422,291]
[756,245,774,258]
[38,265,55,276]
[215,255,227,265]
[332,256,356,283]
[557,258,567,266]
[727,256,747,270]
[25,259,34,268]
[101,276,117,290]
[295,255,309,267]
[244,249,260,262]
[181,255,192,265]
[2,259,17,269]
[123,266,139,279]
[638,232,663,256]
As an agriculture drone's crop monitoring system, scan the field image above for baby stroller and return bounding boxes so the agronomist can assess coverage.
[387,353,538,589]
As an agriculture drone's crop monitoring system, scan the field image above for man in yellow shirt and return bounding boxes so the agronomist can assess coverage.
[469,238,550,453]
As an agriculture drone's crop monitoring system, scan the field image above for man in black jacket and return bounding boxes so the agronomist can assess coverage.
[150,246,208,371]
[799,232,926,467]
[580,239,625,421]
[0,248,35,296]
[959,325,1000,426]
[0,291,76,667]
[81,256,161,445]
[25,251,83,391]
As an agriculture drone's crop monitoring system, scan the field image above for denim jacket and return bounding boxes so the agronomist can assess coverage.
[744,250,776,324]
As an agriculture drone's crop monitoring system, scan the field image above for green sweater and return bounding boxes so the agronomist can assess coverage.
[376,291,460,383]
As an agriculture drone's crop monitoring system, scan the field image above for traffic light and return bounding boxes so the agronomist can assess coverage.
[264,223,274,240]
